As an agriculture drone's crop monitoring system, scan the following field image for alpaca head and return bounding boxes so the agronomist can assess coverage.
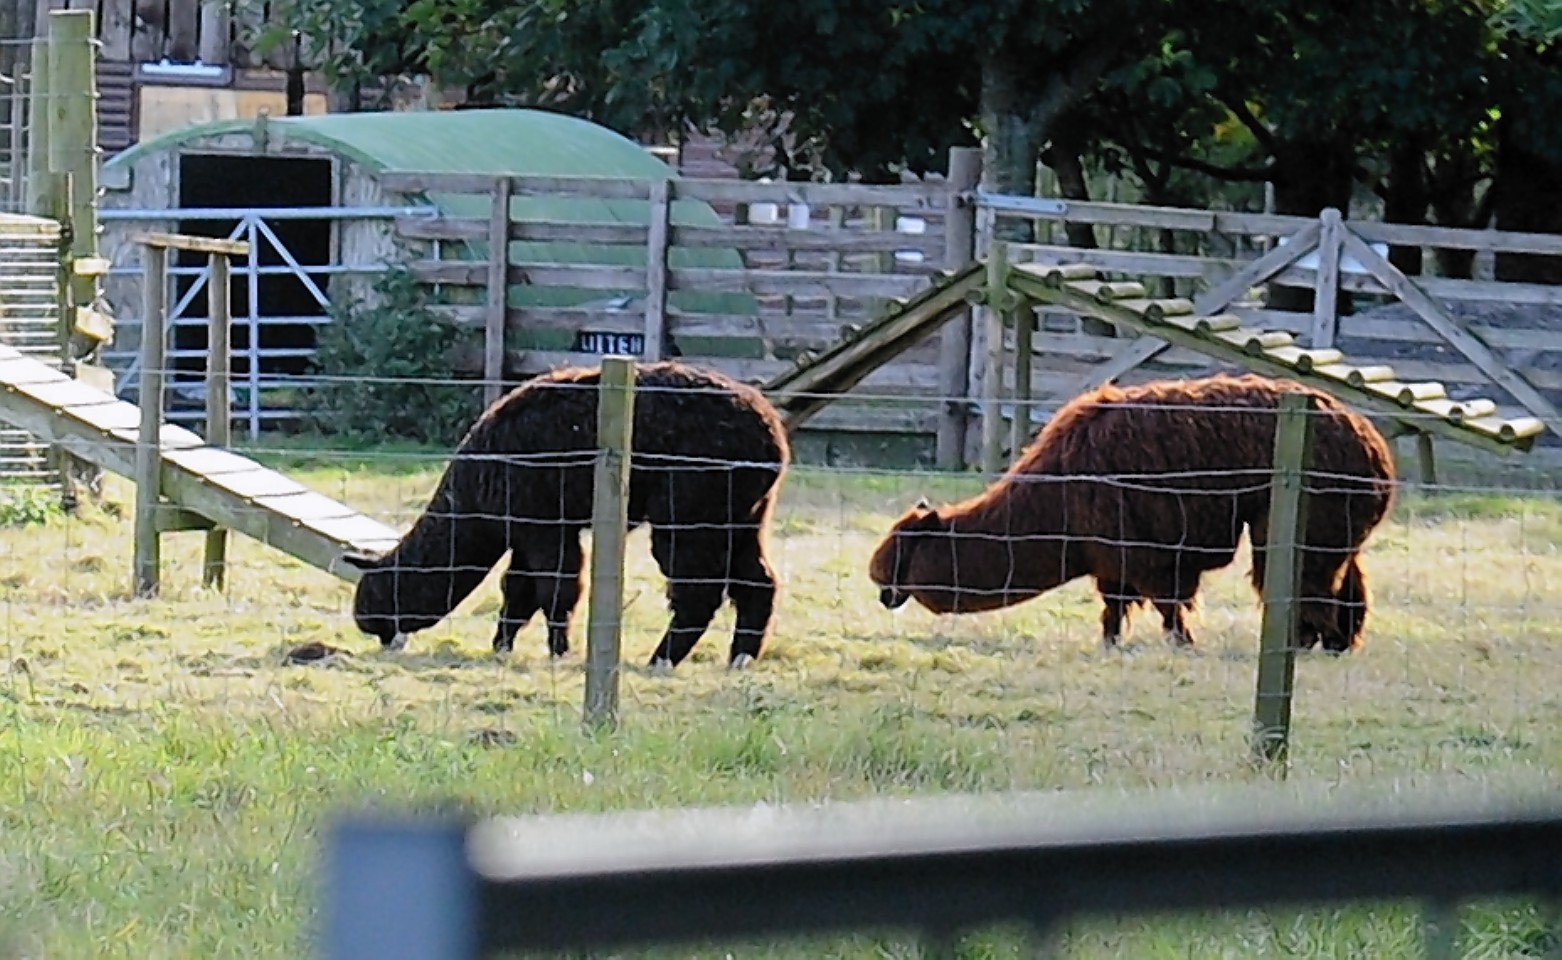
[868,497,946,610]
[340,549,458,650]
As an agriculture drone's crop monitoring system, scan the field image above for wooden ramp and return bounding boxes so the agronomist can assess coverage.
[764,261,986,430]
[1005,263,1548,456]
[0,344,400,581]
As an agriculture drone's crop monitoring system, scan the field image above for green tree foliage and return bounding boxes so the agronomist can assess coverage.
[299,270,483,446]
[271,0,1562,262]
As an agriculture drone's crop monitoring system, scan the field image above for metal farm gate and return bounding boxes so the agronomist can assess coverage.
[99,205,419,439]
[0,213,63,483]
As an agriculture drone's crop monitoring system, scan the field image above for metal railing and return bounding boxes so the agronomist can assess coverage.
[321,780,1562,959]
[99,205,435,438]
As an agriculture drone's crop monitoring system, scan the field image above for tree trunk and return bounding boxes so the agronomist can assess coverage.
[980,51,1045,244]
[979,35,1120,243]
[1046,114,1098,250]
[1426,148,1484,279]
[1383,140,1429,276]
[1269,138,1355,313]
[1493,122,1562,284]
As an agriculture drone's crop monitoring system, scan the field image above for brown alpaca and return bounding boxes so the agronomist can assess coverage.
[869,374,1396,652]
[343,361,790,669]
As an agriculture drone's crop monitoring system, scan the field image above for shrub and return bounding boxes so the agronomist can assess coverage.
[0,484,61,526]
[300,269,482,446]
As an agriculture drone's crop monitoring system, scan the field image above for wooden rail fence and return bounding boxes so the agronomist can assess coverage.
[376,151,1560,466]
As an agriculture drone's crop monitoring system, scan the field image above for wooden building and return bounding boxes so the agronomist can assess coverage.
[13,0,329,154]
[96,108,753,436]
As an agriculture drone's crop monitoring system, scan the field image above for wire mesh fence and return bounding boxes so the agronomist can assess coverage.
[1,363,1559,954]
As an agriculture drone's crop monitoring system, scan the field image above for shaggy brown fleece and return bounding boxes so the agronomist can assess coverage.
[344,361,790,669]
[869,374,1395,652]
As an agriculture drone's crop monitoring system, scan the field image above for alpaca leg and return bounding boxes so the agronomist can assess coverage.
[1332,555,1370,651]
[1302,551,1364,654]
[1250,526,1333,652]
[725,527,776,668]
[491,559,541,653]
[1153,574,1201,648]
[1097,580,1137,648]
[530,528,584,658]
[1153,600,1194,647]
[647,527,726,669]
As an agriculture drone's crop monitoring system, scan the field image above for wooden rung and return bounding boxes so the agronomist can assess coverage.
[1462,415,1548,442]
[1310,363,1357,382]
[1346,365,1397,386]
[72,256,112,277]
[1368,380,1449,408]
[1452,399,1497,422]
[1263,345,1344,372]
[1217,329,1294,355]
[1025,262,1098,285]
[1068,279,1148,303]
[1414,397,1498,423]
[1112,297,1195,322]
[1193,313,1243,334]
[1502,417,1547,441]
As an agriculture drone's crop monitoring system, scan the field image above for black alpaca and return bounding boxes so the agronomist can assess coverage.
[342,362,791,669]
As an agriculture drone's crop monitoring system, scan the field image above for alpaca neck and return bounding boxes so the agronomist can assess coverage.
[914,478,1081,614]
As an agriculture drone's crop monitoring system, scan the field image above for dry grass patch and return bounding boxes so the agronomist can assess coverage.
[0,451,1555,956]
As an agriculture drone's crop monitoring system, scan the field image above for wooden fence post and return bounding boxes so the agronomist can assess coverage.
[1008,297,1035,462]
[1310,208,1344,350]
[48,9,97,313]
[1252,392,1315,767]
[23,20,53,219]
[1416,431,1438,487]
[979,241,1011,476]
[937,146,980,470]
[133,242,168,598]
[203,253,233,589]
[483,176,512,407]
[584,356,636,732]
[643,178,671,361]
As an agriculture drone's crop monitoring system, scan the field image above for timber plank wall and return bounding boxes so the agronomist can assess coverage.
[391,171,1562,450]
[390,172,959,437]
[996,198,1562,448]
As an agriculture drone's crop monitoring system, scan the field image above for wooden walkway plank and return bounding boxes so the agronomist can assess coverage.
[163,446,278,476]
[21,378,131,410]
[0,344,399,583]
[307,514,404,549]
[64,401,145,432]
[199,468,312,500]
[250,489,362,523]
[0,357,71,386]
[109,425,206,450]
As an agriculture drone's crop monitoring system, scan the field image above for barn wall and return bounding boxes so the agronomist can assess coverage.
[100,131,363,352]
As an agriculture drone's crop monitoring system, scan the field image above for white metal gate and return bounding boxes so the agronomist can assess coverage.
[99,205,429,439]
[0,214,63,482]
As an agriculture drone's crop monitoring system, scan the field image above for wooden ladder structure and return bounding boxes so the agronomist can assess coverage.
[761,252,1548,463]
[0,342,400,585]
[764,261,986,431]
[1002,262,1548,456]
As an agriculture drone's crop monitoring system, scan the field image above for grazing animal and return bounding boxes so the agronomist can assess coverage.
[869,374,1395,652]
[342,362,790,670]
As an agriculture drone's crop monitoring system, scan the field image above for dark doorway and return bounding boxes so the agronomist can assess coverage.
[175,154,333,421]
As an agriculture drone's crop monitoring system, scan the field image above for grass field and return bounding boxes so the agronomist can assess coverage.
[0,442,1558,958]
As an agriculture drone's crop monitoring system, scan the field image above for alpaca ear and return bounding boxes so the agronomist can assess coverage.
[340,550,387,571]
[914,496,931,511]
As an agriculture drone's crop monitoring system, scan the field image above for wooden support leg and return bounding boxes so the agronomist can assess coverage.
[1416,432,1437,487]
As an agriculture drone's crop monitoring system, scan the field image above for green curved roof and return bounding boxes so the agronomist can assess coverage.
[107,109,757,323]
[107,108,676,178]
